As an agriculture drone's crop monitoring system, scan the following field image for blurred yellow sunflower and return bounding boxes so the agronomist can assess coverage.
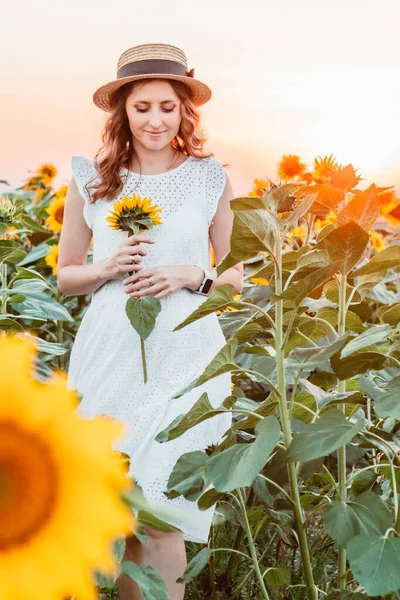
[287,225,307,242]
[216,293,242,315]
[5,226,19,240]
[248,178,270,197]
[378,189,400,226]
[45,193,66,233]
[34,188,46,204]
[250,268,269,285]
[37,163,57,186]
[0,333,135,600]
[23,176,42,191]
[45,243,59,275]
[107,195,162,233]
[313,154,340,184]
[278,155,306,180]
[210,245,216,267]
[370,231,386,252]
[314,212,337,232]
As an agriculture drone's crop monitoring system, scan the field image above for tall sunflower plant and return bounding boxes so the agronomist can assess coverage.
[106,194,163,384]
[153,156,400,599]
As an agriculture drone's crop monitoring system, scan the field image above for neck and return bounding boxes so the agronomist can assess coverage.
[128,143,180,174]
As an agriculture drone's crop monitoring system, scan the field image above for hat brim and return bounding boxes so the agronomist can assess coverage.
[93,74,212,111]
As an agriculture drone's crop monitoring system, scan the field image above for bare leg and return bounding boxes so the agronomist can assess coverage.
[116,525,187,600]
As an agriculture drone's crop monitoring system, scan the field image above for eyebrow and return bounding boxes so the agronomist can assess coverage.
[133,100,176,104]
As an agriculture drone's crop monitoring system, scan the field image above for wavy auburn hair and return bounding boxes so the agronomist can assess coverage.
[84,78,214,205]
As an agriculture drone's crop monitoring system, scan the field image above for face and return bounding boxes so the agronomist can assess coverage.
[125,80,182,151]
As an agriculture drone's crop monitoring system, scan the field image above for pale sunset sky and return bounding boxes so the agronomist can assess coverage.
[1,0,399,197]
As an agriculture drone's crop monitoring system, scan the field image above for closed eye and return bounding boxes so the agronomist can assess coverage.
[136,108,174,113]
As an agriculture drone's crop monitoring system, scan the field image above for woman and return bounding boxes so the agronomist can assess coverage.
[58,43,243,600]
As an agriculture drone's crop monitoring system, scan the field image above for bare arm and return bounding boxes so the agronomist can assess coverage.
[186,173,244,295]
[57,176,110,296]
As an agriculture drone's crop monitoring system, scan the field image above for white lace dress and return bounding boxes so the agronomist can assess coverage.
[66,154,232,543]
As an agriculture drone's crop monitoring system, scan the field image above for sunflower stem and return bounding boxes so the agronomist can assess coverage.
[274,220,317,600]
[337,269,348,588]
[140,338,148,384]
[1,232,7,338]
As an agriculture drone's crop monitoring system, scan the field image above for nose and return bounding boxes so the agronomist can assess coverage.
[148,110,163,128]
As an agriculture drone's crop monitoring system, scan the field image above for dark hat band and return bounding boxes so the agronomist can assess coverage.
[117,59,192,80]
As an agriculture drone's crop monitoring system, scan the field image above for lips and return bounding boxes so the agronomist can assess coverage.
[146,131,166,136]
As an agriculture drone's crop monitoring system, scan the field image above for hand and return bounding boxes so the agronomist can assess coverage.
[123,265,205,299]
[102,233,155,281]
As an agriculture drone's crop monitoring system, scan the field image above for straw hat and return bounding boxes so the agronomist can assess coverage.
[93,43,212,111]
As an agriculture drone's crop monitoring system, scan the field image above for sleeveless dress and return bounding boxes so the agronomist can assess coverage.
[66,154,233,544]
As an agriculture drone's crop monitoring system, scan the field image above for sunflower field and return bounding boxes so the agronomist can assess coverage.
[1,153,400,599]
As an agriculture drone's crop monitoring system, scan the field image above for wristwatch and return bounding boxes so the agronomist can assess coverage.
[193,266,214,296]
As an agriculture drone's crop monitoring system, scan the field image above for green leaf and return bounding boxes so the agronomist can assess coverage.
[166,451,209,501]
[121,561,170,600]
[337,185,380,231]
[292,391,317,423]
[340,324,392,358]
[231,208,277,257]
[234,322,266,344]
[173,284,237,330]
[176,548,211,584]
[20,213,51,233]
[287,409,365,463]
[264,567,291,593]
[273,263,339,308]
[315,221,370,275]
[330,351,387,380]
[316,307,366,333]
[9,282,73,322]
[326,591,369,599]
[0,317,24,331]
[155,392,230,442]
[282,192,317,229]
[0,240,22,264]
[297,249,330,270]
[286,334,350,370]
[322,491,391,547]
[351,469,378,496]
[376,303,400,327]
[197,488,224,511]
[12,266,49,284]
[324,280,361,305]
[216,251,241,276]
[206,416,280,492]
[125,296,161,340]
[374,388,400,419]
[16,240,53,266]
[172,339,238,399]
[284,316,333,354]
[347,534,400,597]
[352,245,400,277]
[136,510,176,533]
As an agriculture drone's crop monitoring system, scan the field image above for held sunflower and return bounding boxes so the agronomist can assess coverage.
[107,194,163,384]
[0,333,135,600]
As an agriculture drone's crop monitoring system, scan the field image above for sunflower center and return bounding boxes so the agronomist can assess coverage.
[0,421,58,550]
[55,207,64,224]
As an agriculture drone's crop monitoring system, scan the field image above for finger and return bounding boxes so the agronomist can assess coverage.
[125,245,147,258]
[128,269,155,283]
[153,289,171,299]
[124,264,143,273]
[125,277,156,293]
[129,283,165,298]
[124,254,143,265]
[127,234,155,245]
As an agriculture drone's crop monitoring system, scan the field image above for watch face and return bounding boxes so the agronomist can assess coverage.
[202,278,213,294]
